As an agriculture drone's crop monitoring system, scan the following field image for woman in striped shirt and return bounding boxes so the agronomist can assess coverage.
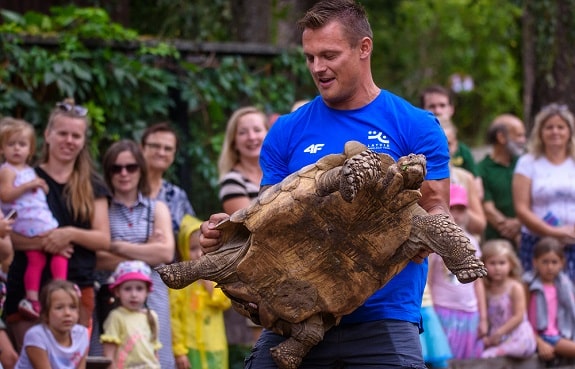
[218,107,268,215]
[92,139,175,369]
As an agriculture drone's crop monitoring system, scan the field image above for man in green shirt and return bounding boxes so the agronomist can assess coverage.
[477,114,526,245]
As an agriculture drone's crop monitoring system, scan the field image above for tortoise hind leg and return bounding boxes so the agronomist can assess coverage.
[270,314,328,369]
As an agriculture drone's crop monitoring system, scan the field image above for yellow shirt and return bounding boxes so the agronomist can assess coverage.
[101,306,161,369]
[170,214,232,369]
[170,281,231,368]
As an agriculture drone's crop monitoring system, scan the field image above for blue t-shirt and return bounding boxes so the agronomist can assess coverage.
[260,90,450,324]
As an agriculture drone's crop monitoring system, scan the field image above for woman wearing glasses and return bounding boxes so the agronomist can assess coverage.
[4,99,111,349]
[513,103,575,281]
[90,139,176,368]
[140,123,196,238]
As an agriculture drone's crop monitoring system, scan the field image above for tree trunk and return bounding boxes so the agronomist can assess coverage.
[231,1,272,43]
[525,0,575,128]
[521,0,535,131]
[276,0,317,47]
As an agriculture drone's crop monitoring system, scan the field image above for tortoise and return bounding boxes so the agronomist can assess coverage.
[156,140,487,369]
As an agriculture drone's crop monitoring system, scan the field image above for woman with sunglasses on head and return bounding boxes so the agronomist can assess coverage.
[4,98,111,351]
[513,103,575,282]
[90,139,176,369]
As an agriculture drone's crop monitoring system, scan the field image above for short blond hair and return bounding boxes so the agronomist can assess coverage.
[481,239,523,283]
[527,103,575,159]
[0,117,36,163]
[217,106,267,179]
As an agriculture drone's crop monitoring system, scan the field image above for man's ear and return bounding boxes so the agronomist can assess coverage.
[496,130,507,145]
[359,37,372,59]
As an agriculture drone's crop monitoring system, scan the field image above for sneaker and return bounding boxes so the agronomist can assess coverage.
[18,298,40,320]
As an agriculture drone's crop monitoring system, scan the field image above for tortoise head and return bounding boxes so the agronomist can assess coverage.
[397,154,426,190]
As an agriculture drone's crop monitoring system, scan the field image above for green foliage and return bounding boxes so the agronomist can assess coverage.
[0,6,313,218]
[129,0,232,40]
[365,0,523,145]
[0,6,137,39]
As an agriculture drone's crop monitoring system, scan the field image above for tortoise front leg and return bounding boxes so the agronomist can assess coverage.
[316,150,382,202]
[409,212,487,283]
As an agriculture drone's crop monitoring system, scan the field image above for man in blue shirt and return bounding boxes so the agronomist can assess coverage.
[201,0,450,367]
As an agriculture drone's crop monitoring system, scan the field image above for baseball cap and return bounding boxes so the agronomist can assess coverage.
[109,260,153,291]
[449,183,468,208]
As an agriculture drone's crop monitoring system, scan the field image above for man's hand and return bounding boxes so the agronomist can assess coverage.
[199,213,229,253]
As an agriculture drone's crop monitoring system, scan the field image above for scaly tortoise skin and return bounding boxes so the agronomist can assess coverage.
[157,140,487,369]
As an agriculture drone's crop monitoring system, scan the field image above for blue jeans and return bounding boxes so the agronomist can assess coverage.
[541,334,561,346]
[244,319,426,369]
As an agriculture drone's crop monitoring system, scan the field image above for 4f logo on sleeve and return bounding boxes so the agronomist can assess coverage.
[304,143,325,154]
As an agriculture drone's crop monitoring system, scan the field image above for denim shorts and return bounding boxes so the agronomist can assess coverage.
[541,334,561,346]
[244,319,426,369]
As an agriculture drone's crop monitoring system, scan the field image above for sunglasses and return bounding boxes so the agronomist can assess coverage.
[111,163,139,175]
[56,102,88,117]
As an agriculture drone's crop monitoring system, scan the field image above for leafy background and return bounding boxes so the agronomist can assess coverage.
[0,0,526,218]
[0,5,314,218]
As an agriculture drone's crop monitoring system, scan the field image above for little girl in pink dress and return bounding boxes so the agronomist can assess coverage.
[481,239,536,358]
[0,118,60,319]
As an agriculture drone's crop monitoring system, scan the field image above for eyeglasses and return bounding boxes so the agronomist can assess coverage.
[144,142,175,153]
[56,102,88,117]
[111,163,139,175]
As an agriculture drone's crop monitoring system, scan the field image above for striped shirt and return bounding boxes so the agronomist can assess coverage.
[109,193,154,243]
[218,170,259,203]
[91,193,175,369]
[157,179,195,234]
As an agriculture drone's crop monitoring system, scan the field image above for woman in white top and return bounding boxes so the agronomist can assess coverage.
[513,103,575,281]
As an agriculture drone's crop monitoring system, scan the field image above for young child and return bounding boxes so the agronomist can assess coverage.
[0,117,60,319]
[481,239,536,358]
[420,282,453,368]
[524,236,575,362]
[429,183,486,359]
[170,215,231,369]
[101,260,161,369]
[14,279,89,369]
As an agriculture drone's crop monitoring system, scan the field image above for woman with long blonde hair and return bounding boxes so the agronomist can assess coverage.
[513,103,575,281]
[218,106,268,215]
[5,99,111,350]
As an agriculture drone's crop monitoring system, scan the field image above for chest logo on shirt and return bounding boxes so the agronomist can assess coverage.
[367,130,390,151]
[303,143,325,154]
